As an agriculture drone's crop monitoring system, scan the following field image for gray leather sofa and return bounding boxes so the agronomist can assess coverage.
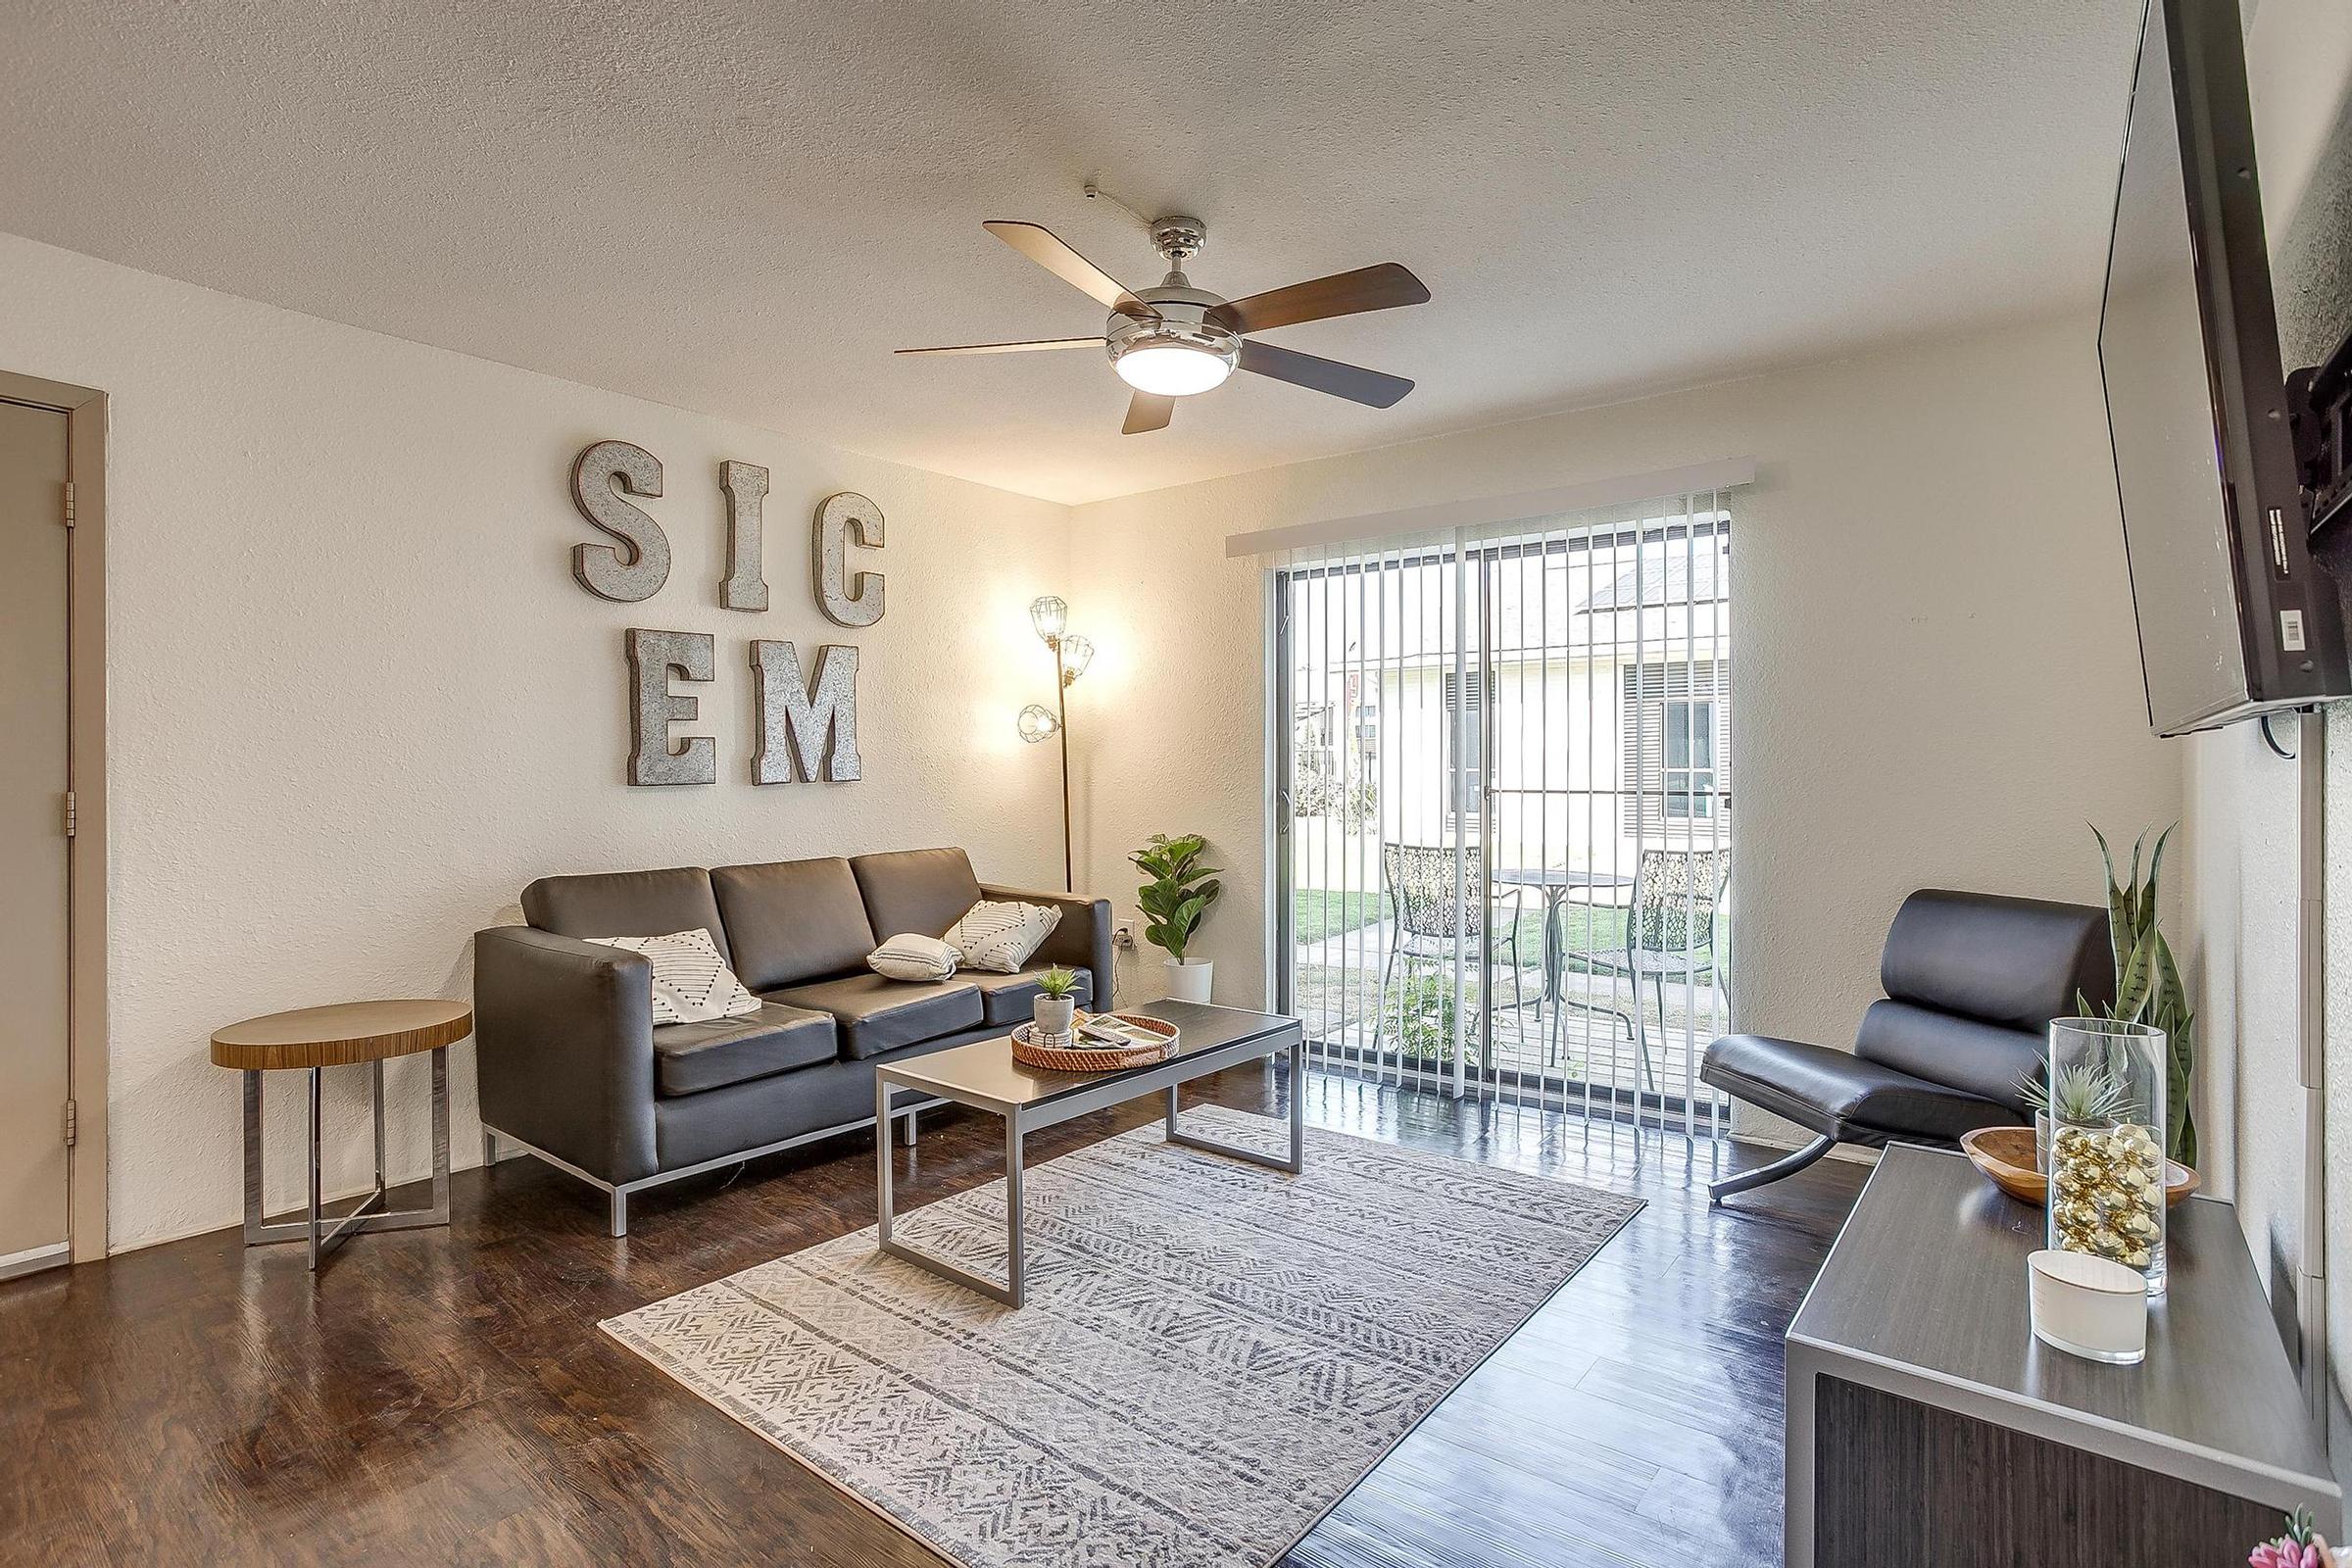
[474,846,1110,1234]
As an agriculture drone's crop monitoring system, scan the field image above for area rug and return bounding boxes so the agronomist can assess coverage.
[603,1105,1643,1568]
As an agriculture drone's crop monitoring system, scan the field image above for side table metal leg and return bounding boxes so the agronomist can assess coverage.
[371,1058,387,1194]
[242,1070,266,1245]
[428,1048,451,1220]
[306,1066,324,1270]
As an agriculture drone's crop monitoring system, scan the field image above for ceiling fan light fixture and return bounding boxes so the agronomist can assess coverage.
[1112,341,1233,396]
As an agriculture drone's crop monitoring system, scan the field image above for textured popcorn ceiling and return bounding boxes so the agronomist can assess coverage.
[0,0,2141,504]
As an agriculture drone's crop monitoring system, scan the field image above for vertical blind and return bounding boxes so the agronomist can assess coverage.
[1272,487,1736,1136]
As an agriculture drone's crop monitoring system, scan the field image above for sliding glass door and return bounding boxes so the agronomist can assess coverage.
[1274,491,1735,1133]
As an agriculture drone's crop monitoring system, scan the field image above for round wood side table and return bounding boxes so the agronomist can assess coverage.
[210,999,470,1270]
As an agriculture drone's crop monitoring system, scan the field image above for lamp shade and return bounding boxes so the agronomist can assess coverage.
[1113,342,1233,396]
[1059,634,1095,680]
[1016,704,1060,744]
[1029,595,1068,641]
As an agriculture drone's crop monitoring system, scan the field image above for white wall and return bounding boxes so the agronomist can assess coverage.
[1071,313,2180,1139]
[0,232,1076,1252]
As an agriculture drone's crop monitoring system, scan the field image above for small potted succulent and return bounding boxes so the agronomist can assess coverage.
[1033,966,1080,1040]
[2019,1062,2132,1173]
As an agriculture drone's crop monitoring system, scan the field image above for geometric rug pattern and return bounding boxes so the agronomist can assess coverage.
[605,1105,1643,1568]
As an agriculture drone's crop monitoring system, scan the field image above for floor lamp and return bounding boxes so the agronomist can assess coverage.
[1017,595,1092,892]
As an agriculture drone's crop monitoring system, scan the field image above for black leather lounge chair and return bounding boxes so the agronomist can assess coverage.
[1699,888,2114,1204]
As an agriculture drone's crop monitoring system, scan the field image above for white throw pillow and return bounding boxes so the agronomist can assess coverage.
[946,899,1062,974]
[585,928,760,1025]
[869,932,959,982]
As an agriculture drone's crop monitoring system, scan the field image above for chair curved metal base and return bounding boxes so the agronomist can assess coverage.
[1708,1133,1836,1205]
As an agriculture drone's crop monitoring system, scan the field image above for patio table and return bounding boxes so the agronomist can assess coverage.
[1492,868,1635,1015]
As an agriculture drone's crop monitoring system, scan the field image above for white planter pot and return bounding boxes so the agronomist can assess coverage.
[1033,996,1075,1035]
[1164,957,1213,1004]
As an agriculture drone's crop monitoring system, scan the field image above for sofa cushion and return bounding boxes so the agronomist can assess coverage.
[710,857,878,991]
[868,932,960,982]
[971,965,1095,1026]
[763,971,984,1059]
[1701,1032,2021,1148]
[653,1001,837,1097]
[947,899,1063,973]
[523,866,733,965]
[584,928,759,1024]
[850,847,986,941]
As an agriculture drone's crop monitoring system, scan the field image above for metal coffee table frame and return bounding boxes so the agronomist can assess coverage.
[874,1017,1304,1307]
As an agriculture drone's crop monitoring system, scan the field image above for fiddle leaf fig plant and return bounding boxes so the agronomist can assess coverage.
[1130,832,1222,962]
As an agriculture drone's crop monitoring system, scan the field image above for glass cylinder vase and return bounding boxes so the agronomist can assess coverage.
[2043,1017,2169,1298]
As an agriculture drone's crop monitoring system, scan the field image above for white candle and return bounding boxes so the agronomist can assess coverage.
[2029,1249,2149,1365]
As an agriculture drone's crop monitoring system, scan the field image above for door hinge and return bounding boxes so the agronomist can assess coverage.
[62,480,74,529]
[62,791,76,838]
[63,1100,77,1148]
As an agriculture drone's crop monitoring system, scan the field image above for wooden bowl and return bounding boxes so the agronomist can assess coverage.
[1960,1125,2199,1208]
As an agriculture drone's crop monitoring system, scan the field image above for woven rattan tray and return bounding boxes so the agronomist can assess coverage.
[1009,1011,1180,1072]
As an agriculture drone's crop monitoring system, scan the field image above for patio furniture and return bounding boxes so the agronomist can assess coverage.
[1699,888,2113,1204]
[1562,849,1729,1088]
[1378,844,1532,1052]
[1491,866,1637,1062]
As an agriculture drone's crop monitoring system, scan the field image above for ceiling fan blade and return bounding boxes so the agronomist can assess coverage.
[983,220,1156,318]
[1207,263,1430,336]
[1122,392,1175,434]
[894,337,1103,357]
[1238,339,1414,408]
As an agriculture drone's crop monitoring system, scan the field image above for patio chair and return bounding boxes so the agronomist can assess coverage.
[1562,848,1729,1091]
[1377,844,1531,1054]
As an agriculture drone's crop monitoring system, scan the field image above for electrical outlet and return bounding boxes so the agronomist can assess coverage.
[1113,919,1137,951]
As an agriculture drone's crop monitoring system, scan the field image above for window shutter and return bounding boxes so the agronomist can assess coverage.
[1622,659,1728,831]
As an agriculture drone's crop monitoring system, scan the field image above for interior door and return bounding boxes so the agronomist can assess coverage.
[0,398,72,1277]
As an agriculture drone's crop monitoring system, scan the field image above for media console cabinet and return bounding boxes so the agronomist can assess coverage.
[1786,1144,2339,1566]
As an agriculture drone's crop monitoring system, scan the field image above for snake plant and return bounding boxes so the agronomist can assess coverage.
[2079,824,2197,1166]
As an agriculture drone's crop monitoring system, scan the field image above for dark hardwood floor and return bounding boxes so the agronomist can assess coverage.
[0,1066,1865,1566]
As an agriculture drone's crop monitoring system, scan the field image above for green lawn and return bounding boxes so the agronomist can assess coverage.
[1293,888,1385,944]
[1291,888,1628,957]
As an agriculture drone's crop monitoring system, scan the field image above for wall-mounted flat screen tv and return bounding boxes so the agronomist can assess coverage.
[2099,0,2348,737]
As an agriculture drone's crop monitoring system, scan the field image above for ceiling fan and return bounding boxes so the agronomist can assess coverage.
[896,215,1430,434]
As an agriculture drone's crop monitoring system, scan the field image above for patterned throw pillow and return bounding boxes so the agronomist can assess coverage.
[585,928,760,1025]
[868,933,960,983]
[945,900,1062,974]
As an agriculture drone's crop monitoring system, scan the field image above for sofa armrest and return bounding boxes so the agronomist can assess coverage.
[472,926,659,1186]
[982,883,1115,1003]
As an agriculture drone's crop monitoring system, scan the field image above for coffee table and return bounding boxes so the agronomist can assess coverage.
[873,1000,1304,1307]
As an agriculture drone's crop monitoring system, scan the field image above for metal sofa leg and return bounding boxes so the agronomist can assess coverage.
[899,1109,918,1147]
[1709,1134,1837,1205]
[610,1190,629,1238]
